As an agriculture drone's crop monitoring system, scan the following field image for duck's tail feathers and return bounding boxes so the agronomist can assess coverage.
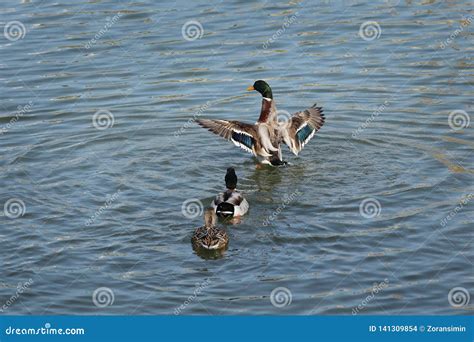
[215,202,235,218]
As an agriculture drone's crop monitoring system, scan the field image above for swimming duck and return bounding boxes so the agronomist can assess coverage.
[192,208,229,250]
[211,167,249,218]
[196,80,325,166]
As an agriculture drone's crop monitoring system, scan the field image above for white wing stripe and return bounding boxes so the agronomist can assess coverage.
[231,139,254,154]
[230,129,255,154]
[297,124,316,146]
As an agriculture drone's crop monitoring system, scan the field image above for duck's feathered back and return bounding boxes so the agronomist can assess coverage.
[212,190,249,218]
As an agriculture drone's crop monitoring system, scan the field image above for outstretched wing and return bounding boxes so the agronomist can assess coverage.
[196,119,258,155]
[282,104,325,155]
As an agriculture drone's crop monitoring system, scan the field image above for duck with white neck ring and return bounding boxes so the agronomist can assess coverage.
[197,80,325,166]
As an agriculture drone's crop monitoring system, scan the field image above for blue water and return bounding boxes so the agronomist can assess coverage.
[1,0,472,315]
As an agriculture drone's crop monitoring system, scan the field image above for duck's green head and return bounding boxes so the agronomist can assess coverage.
[247,80,273,99]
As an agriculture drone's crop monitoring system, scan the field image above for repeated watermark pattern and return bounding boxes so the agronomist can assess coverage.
[92,109,115,130]
[92,287,115,308]
[181,20,204,41]
[4,198,26,219]
[352,100,390,138]
[0,101,34,135]
[359,198,382,219]
[262,12,299,49]
[440,193,472,227]
[181,198,204,219]
[174,279,210,315]
[439,15,473,49]
[85,190,121,227]
[448,110,470,131]
[270,287,292,308]
[263,189,302,226]
[174,101,211,137]
[1,1,472,318]
[448,287,470,308]
[359,21,381,41]
[352,279,389,315]
[84,12,123,49]
[276,109,292,130]
[4,21,26,41]
[0,279,34,313]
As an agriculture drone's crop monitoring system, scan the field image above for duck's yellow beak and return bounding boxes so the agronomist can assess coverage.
[246,86,255,91]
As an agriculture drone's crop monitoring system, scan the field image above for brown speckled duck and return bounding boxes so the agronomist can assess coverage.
[192,208,229,250]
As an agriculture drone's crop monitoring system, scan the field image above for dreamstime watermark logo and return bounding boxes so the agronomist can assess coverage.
[85,190,121,227]
[448,287,470,308]
[359,21,381,41]
[263,189,302,226]
[359,198,381,219]
[174,279,210,315]
[352,100,389,138]
[4,21,26,41]
[92,287,115,308]
[84,12,122,49]
[439,15,473,49]
[4,322,85,335]
[352,279,389,315]
[175,101,211,137]
[0,101,34,135]
[440,193,472,227]
[448,110,470,131]
[4,198,26,219]
[270,287,292,308]
[0,279,34,313]
[181,20,203,41]
[262,12,299,49]
[92,109,115,130]
[276,109,292,130]
[181,198,203,219]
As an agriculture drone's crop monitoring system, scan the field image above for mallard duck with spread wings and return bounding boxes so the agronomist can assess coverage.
[196,80,325,166]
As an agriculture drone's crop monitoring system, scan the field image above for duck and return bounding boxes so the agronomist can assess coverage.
[196,80,325,166]
[192,208,229,250]
[211,167,249,218]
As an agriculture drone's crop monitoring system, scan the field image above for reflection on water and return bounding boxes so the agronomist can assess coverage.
[192,243,229,260]
[0,0,472,315]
